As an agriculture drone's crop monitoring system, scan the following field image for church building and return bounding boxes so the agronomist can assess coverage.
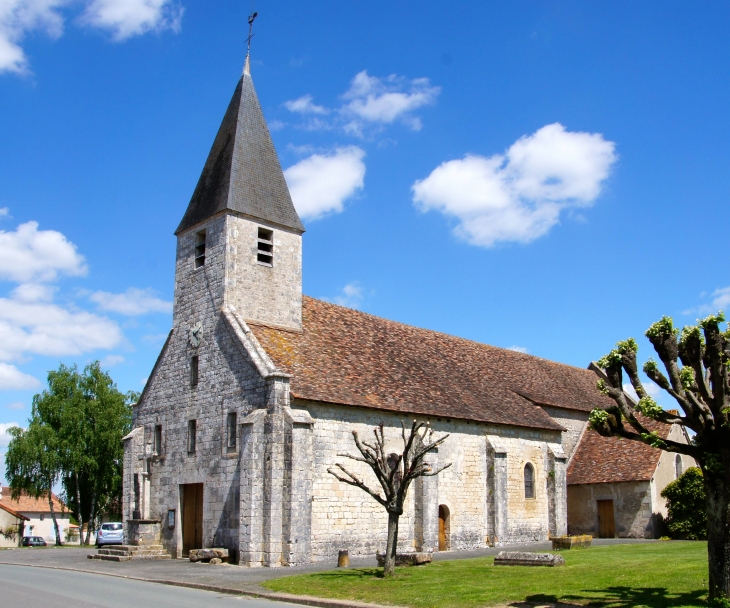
[123,55,615,566]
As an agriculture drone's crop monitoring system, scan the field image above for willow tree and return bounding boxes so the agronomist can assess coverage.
[328,420,450,577]
[591,313,729,603]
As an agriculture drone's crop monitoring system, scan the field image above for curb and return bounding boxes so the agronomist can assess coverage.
[0,560,397,608]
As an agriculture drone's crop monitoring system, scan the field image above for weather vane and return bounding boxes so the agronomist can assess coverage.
[246,9,258,58]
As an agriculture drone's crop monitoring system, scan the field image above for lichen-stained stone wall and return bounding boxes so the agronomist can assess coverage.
[484,425,561,543]
[224,215,303,331]
[299,402,565,561]
[539,405,589,462]
[130,214,270,561]
[567,481,656,538]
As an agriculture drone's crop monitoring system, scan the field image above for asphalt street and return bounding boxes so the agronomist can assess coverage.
[0,564,303,608]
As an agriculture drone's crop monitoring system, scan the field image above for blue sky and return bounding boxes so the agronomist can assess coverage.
[1,1,729,477]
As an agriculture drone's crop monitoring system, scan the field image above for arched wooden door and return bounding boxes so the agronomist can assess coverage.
[438,505,450,551]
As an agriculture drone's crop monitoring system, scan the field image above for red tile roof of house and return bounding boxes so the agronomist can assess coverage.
[0,487,66,514]
[0,500,29,521]
[249,297,614,431]
[567,417,671,485]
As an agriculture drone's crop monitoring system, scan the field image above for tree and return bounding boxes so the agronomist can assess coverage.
[591,313,729,603]
[5,361,134,546]
[661,467,707,540]
[328,420,451,577]
[5,421,64,545]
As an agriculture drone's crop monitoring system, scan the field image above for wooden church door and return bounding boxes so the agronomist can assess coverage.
[597,499,615,538]
[181,483,203,556]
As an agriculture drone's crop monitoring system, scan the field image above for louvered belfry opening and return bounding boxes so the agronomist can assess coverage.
[257,227,273,265]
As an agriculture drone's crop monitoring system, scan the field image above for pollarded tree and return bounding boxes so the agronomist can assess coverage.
[591,313,729,603]
[328,420,450,577]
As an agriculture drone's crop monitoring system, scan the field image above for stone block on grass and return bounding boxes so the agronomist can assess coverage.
[551,535,592,550]
[494,551,565,567]
[376,551,432,567]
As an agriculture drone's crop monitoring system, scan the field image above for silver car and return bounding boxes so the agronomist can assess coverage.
[96,522,124,547]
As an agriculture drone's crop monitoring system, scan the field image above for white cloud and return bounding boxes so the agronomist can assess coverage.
[0,208,9,218]
[284,146,366,221]
[0,0,182,74]
[0,287,123,362]
[0,0,67,74]
[507,345,529,354]
[283,94,329,115]
[0,363,40,389]
[341,71,440,135]
[0,422,22,449]
[685,286,730,316]
[89,287,172,316]
[6,401,25,410]
[412,123,617,247]
[0,221,87,282]
[80,0,182,41]
[329,282,363,309]
[282,71,440,137]
[99,354,124,367]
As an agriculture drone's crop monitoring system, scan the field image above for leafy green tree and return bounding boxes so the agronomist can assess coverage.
[5,361,134,546]
[662,467,707,540]
[591,313,730,602]
[5,421,64,545]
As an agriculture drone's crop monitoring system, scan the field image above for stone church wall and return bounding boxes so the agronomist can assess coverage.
[538,405,589,462]
[130,214,269,561]
[567,481,658,538]
[299,402,565,561]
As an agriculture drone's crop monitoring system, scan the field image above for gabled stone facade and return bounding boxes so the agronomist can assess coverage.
[124,61,614,566]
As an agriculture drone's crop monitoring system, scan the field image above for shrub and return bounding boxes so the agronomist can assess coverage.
[661,467,707,540]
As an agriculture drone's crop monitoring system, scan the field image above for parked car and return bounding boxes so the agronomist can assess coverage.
[96,522,124,547]
[21,536,47,547]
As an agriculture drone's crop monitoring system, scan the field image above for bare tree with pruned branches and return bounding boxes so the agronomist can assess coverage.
[328,420,451,577]
[592,313,730,603]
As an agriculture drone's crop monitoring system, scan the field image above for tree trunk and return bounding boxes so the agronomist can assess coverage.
[47,483,62,546]
[384,511,400,578]
[74,471,84,545]
[84,491,96,546]
[705,463,730,601]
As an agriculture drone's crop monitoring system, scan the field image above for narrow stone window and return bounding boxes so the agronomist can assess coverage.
[194,230,206,268]
[257,227,273,266]
[190,356,199,387]
[524,463,535,499]
[153,424,163,456]
[675,454,683,479]
[187,420,197,454]
[227,412,237,450]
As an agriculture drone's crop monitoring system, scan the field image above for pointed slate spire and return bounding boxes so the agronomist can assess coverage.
[175,68,305,235]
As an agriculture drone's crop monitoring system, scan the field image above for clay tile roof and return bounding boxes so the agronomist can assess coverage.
[567,417,671,485]
[0,486,65,514]
[0,500,29,521]
[249,297,614,431]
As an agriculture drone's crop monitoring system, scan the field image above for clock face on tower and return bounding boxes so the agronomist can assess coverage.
[189,321,203,347]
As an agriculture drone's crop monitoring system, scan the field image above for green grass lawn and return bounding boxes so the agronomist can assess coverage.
[263,542,708,608]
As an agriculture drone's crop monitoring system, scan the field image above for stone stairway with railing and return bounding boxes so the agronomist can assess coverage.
[88,519,170,562]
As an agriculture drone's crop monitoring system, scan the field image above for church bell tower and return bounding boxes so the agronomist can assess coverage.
[173,48,305,333]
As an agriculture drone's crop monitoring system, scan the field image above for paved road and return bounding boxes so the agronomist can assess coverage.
[0,564,303,608]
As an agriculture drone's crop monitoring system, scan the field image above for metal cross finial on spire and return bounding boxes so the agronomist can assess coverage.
[246,10,258,57]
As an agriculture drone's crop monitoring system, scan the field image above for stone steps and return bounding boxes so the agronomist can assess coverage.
[88,544,171,561]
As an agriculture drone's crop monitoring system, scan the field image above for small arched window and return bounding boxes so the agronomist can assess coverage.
[675,454,683,479]
[524,463,535,499]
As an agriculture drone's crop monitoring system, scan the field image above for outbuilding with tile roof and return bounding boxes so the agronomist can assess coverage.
[566,418,696,538]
